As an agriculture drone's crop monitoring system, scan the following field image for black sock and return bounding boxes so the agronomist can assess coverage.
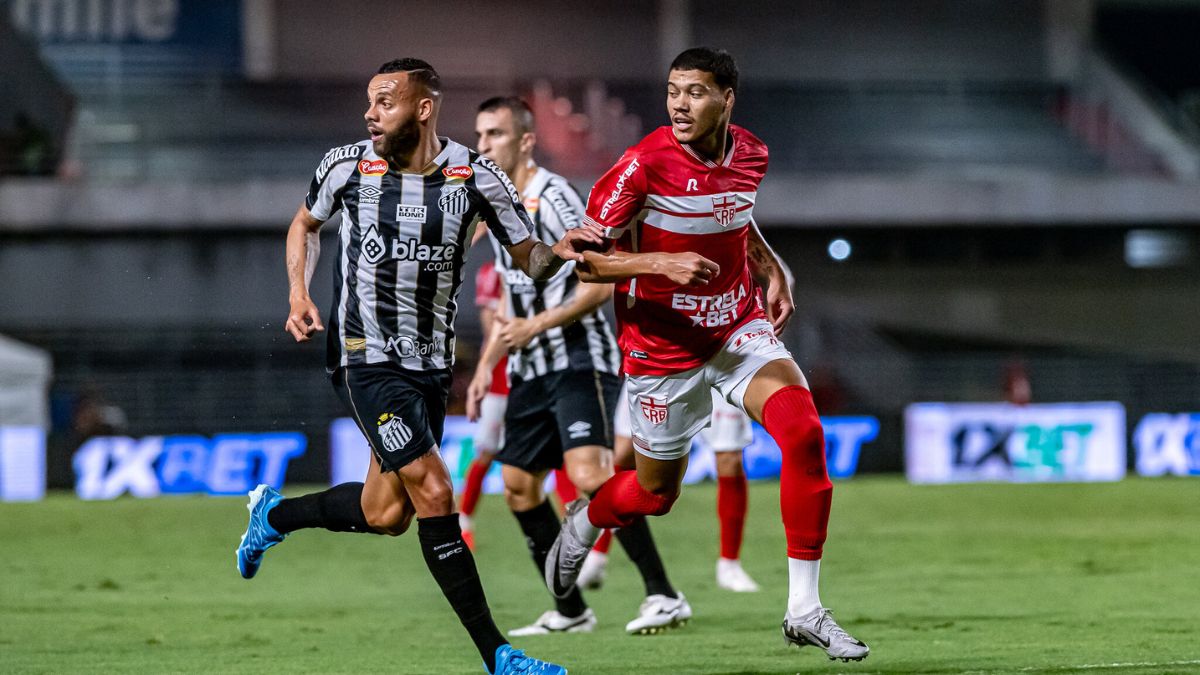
[418,514,506,672]
[266,482,375,535]
[614,516,677,599]
[514,500,589,618]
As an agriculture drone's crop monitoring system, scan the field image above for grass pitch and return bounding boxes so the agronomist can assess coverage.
[2,477,1198,674]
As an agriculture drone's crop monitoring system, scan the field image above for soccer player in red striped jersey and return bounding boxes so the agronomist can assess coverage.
[545,47,869,662]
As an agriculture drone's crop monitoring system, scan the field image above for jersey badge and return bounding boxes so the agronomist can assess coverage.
[357,185,382,205]
[376,412,413,454]
[359,159,388,176]
[713,195,737,227]
[639,395,669,425]
[438,185,470,215]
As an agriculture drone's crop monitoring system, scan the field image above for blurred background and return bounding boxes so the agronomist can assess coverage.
[2,0,1199,498]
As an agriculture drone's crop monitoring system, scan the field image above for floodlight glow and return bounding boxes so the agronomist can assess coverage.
[827,238,851,261]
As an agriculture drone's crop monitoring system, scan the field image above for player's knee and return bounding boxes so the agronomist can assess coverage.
[565,464,606,495]
[502,482,541,512]
[637,480,679,516]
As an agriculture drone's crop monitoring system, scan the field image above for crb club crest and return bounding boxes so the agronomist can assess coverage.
[639,396,669,425]
[712,195,737,227]
[376,412,413,453]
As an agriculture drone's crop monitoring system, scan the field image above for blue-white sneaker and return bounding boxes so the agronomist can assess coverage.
[488,644,567,674]
[235,484,286,579]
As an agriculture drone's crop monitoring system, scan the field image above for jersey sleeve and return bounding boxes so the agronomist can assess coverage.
[540,179,586,237]
[305,146,358,222]
[471,156,533,247]
[584,150,647,238]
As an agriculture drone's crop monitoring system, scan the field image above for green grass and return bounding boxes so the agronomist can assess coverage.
[2,477,1199,674]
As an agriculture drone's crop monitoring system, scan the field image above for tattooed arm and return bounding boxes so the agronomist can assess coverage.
[284,202,326,342]
[747,219,795,335]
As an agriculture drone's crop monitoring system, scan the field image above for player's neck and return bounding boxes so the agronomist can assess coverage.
[387,130,443,173]
[686,121,731,165]
[510,158,538,195]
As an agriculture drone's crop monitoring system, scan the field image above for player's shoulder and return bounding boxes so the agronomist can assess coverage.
[463,146,522,203]
[313,140,370,184]
[730,124,769,162]
[627,126,682,161]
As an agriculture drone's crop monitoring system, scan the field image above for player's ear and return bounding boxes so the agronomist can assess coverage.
[723,88,735,114]
[520,131,536,155]
[417,97,434,122]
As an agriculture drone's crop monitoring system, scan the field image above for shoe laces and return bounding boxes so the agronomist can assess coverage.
[814,609,851,642]
[505,648,552,673]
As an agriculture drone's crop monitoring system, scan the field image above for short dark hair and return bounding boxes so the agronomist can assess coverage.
[477,96,535,135]
[377,58,441,97]
[669,47,738,94]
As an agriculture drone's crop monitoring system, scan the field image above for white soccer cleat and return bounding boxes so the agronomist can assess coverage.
[782,607,869,662]
[577,551,608,590]
[716,558,760,593]
[624,593,692,635]
[508,608,597,637]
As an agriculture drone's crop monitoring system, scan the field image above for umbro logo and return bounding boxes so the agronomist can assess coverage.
[567,421,592,439]
[358,185,381,205]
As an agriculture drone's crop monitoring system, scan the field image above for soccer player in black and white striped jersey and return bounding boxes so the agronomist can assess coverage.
[466,97,691,637]
[233,59,599,675]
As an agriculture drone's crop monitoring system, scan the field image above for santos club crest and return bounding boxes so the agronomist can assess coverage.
[712,195,737,227]
[377,412,413,453]
[639,396,669,425]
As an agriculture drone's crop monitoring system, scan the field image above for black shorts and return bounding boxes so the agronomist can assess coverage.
[497,369,620,473]
[332,363,451,473]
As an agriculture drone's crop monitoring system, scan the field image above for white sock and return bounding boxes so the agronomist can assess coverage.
[571,504,600,544]
[787,558,822,618]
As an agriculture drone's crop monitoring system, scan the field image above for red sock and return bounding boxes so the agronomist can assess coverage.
[553,468,578,507]
[717,474,748,560]
[762,385,831,560]
[593,528,613,554]
[459,459,490,517]
[586,470,675,528]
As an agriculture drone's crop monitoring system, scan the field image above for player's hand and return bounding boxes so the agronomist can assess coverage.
[552,227,604,263]
[285,297,324,342]
[498,316,538,350]
[465,369,492,422]
[661,252,719,286]
[763,274,795,335]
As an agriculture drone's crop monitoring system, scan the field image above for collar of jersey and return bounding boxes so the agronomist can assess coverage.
[673,128,737,170]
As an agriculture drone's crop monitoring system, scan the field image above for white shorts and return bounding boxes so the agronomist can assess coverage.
[701,392,753,452]
[614,380,633,439]
[473,392,507,454]
[625,319,793,460]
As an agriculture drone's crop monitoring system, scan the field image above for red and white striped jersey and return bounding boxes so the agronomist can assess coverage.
[474,260,509,395]
[584,124,769,376]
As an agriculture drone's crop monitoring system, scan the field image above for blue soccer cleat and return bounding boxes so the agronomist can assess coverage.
[488,644,567,674]
[236,484,286,579]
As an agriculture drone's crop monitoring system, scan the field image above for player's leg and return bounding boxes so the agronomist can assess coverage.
[392,368,560,674]
[718,321,868,661]
[706,393,760,592]
[459,392,506,550]
[502,464,595,635]
[551,467,578,512]
[496,371,595,636]
[236,367,393,579]
[546,369,708,598]
[578,381,636,590]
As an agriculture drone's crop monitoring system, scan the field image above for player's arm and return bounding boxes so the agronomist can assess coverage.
[505,231,601,281]
[498,280,614,351]
[466,294,510,421]
[284,203,326,342]
[746,218,795,335]
[576,244,719,286]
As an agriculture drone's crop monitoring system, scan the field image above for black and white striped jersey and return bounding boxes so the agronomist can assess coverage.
[489,167,621,381]
[306,137,533,372]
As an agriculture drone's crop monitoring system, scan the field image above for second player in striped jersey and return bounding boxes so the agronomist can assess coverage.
[467,96,690,637]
